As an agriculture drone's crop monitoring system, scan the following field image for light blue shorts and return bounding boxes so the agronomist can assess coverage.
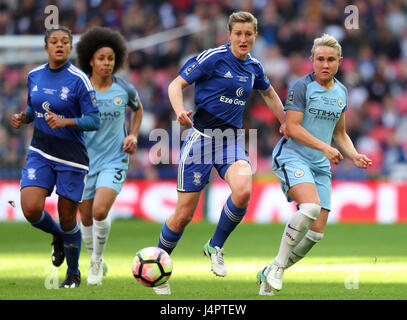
[272,159,332,211]
[82,167,127,201]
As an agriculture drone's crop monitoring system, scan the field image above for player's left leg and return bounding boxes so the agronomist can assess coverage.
[55,168,87,288]
[205,160,252,277]
[285,209,328,269]
[58,196,82,288]
[86,187,116,285]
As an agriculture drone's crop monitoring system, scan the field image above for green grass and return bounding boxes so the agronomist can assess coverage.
[0,220,406,300]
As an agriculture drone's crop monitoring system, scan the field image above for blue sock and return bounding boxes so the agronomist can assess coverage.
[210,196,247,248]
[158,222,184,255]
[31,210,63,239]
[62,223,81,276]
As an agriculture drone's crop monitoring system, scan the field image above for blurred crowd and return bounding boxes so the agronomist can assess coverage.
[1,0,407,181]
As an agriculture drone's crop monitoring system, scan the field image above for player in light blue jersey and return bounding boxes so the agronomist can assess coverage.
[75,27,143,286]
[11,26,100,289]
[154,11,287,295]
[257,34,372,296]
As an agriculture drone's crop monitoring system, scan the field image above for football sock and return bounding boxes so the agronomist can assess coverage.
[274,206,318,267]
[31,210,63,239]
[158,222,184,255]
[92,216,111,262]
[80,223,93,256]
[210,195,247,248]
[285,230,324,269]
[62,222,81,276]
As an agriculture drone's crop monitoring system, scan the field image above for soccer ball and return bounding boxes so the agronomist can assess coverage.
[132,247,173,287]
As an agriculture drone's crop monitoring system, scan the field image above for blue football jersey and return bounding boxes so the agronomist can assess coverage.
[273,73,348,172]
[27,61,98,170]
[83,76,140,174]
[179,44,270,131]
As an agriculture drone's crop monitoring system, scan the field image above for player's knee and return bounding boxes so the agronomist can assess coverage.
[92,205,109,221]
[21,200,43,222]
[299,203,321,220]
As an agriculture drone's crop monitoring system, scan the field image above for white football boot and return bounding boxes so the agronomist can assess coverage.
[257,267,274,296]
[266,261,285,291]
[153,281,171,295]
[87,258,104,285]
[203,240,227,277]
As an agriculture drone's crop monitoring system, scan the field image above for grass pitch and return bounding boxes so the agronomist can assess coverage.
[0,220,406,300]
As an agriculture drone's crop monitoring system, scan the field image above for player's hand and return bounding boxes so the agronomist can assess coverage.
[279,122,288,139]
[46,110,66,129]
[11,112,25,129]
[123,134,138,154]
[323,145,343,165]
[177,110,193,126]
[352,153,372,169]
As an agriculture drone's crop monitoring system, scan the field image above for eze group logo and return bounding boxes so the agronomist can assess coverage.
[236,87,244,98]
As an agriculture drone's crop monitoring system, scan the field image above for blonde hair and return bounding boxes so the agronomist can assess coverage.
[311,33,342,59]
[228,11,258,33]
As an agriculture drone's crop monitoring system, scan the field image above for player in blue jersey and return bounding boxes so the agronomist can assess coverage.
[257,34,372,296]
[75,27,143,286]
[154,11,287,295]
[11,26,100,288]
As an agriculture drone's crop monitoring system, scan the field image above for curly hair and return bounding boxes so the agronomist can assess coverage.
[75,26,128,75]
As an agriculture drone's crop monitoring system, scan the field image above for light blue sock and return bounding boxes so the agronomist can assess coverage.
[31,210,63,239]
[210,196,247,248]
[62,223,81,275]
[158,222,184,255]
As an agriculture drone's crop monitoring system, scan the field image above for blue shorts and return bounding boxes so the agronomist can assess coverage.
[177,127,251,192]
[21,150,88,203]
[82,167,127,200]
[272,159,332,211]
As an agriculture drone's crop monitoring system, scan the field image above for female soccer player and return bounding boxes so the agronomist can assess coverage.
[257,34,372,296]
[154,11,287,295]
[11,26,100,288]
[75,27,143,286]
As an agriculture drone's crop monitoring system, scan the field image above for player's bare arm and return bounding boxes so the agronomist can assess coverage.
[123,99,144,154]
[259,86,287,138]
[168,75,193,126]
[333,113,372,169]
[286,109,343,164]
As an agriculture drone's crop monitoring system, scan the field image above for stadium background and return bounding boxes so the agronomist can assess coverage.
[0,0,407,224]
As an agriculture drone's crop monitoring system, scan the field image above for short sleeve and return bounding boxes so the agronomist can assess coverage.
[253,63,270,91]
[285,79,307,113]
[179,54,212,84]
[115,76,140,110]
[76,79,99,115]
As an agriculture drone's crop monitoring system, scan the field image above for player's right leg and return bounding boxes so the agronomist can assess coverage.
[263,183,321,292]
[154,191,201,295]
[20,154,65,267]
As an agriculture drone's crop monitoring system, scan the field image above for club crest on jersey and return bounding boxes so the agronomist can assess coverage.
[114,96,123,106]
[193,172,202,186]
[294,170,304,178]
[60,86,70,101]
[338,97,344,107]
[185,63,198,75]
[27,168,36,180]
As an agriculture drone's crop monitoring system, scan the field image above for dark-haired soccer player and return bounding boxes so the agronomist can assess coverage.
[154,11,287,295]
[11,26,100,288]
[75,26,143,286]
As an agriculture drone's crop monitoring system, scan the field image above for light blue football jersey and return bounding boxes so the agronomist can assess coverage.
[179,44,270,131]
[273,73,348,173]
[83,76,139,175]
